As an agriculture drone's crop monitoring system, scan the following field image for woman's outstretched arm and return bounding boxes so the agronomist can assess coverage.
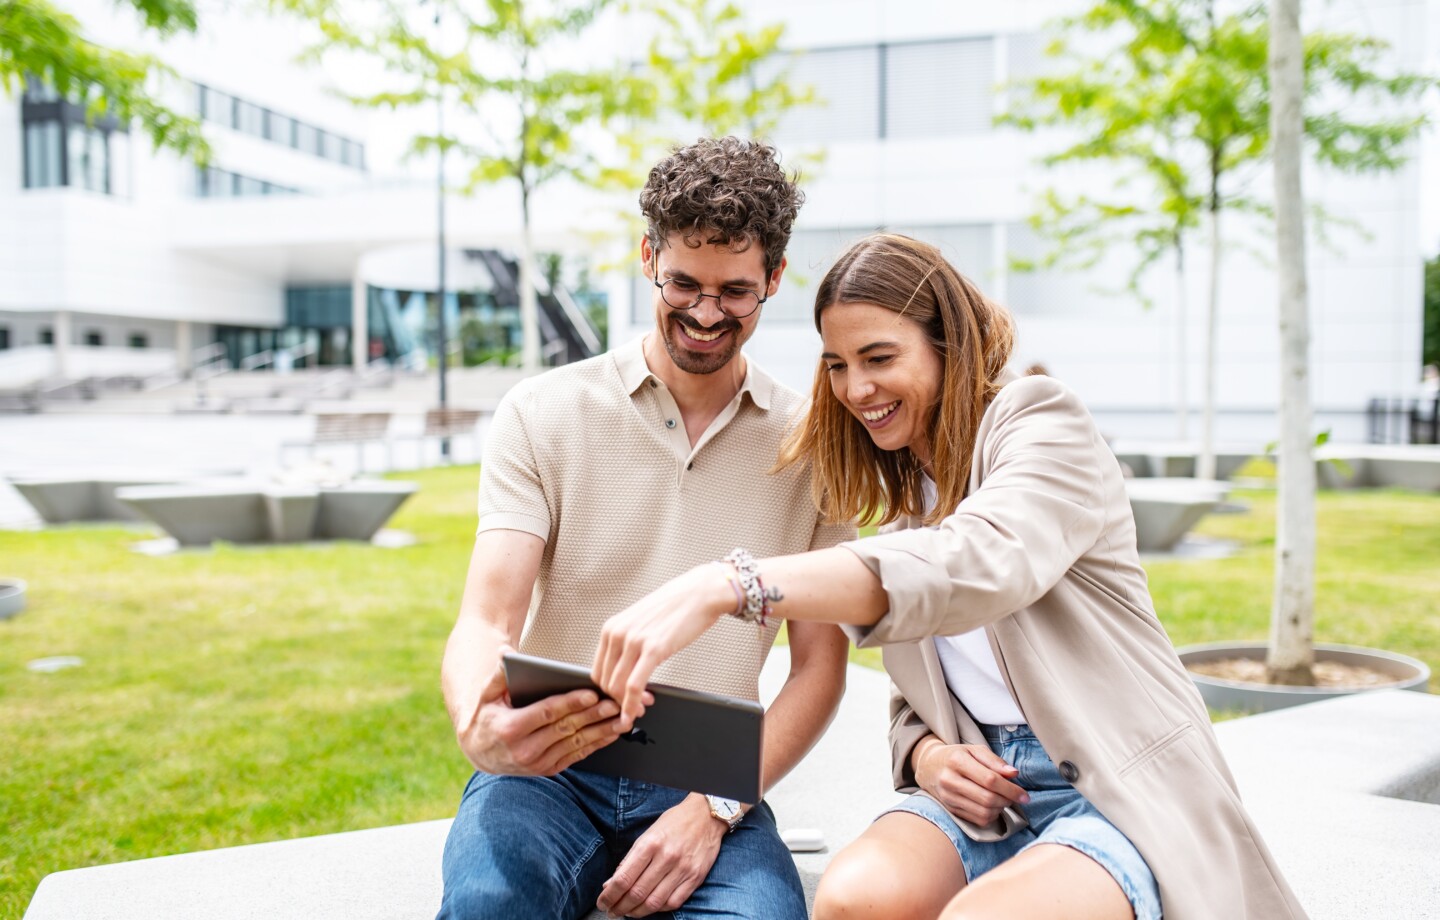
[592,546,887,726]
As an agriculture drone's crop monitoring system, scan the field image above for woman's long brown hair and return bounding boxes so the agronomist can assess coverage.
[777,233,1016,526]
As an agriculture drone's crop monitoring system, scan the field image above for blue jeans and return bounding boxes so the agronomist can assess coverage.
[437,768,807,920]
[886,724,1163,920]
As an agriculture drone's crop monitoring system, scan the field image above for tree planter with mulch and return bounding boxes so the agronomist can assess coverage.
[1177,641,1430,714]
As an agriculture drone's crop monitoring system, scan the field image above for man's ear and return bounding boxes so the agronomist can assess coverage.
[639,236,654,278]
[766,256,788,297]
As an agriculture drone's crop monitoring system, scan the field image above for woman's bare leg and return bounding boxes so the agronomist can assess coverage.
[812,812,968,920]
[939,843,1133,920]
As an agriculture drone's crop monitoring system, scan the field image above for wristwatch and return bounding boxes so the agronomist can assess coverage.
[705,795,744,833]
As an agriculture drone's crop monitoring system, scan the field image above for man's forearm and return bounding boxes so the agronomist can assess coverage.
[441,614,511,733]
[755,629,848,803]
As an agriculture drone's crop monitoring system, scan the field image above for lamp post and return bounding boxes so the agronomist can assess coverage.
[433,2,450,459]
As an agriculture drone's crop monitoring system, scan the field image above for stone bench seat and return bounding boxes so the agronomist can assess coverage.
[8,471,243,524]
[115,480,417,546]
[1123,477,1230,552]
[21,661,1440,919]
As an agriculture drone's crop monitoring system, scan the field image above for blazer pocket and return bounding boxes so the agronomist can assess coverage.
[1117,721,1195,778]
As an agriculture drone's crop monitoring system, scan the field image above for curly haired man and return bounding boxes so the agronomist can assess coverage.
[435,137,853,920]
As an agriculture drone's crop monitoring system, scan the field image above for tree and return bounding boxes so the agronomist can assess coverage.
[1003,0,1437,481]
[1268,0,1313,685]
[0,0,207,158]
[279,0,649,371]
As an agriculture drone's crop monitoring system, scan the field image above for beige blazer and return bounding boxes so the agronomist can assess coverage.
[841,372,1307,920]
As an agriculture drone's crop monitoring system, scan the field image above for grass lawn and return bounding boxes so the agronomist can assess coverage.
[3,468,1438,917]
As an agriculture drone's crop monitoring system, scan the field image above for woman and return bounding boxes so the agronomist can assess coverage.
[592,233,1305,920]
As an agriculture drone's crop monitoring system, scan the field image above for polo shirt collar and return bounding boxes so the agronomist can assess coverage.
[614,335,773,412]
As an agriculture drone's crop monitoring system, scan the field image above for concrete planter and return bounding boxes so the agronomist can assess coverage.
[0,578,26,620]
[1177,641,1430,713]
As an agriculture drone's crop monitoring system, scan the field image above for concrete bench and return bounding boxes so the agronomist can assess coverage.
[8,473,239,524]
[1124,477,1229,552]
[21,651,898,920]
[1356,446,1440,491]
[22,666,1440,919]
[115,481,416,547]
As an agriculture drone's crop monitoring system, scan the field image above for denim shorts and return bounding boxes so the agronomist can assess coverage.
[884,724,1163,920]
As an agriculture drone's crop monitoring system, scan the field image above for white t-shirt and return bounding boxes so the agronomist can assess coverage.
[921,475,1027,726]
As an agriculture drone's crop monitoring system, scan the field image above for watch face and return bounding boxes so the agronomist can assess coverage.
[709,796,740,820]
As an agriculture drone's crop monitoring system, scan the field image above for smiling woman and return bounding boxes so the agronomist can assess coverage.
[592,232,1310,920]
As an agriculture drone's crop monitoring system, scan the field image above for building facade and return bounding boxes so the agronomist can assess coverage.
[1,0,1435,444]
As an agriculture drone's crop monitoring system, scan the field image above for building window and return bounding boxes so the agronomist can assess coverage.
[22,79,127,194]
[195,166,298,198]
[129,332,149,349]
[84,330,104,346]
[0,327,10,350]
[39,327,54,345]
[24,121,62,188]
[192,82,366,170]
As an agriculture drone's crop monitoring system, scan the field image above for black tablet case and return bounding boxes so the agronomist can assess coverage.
[502,652,764,802]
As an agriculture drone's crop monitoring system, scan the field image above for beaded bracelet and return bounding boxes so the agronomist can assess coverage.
[717,564,746,618]
[722,548,784,626]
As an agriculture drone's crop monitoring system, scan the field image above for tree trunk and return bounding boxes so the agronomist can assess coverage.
[519,181,542,371]
[1174,241,1189,441]
[1267,0,1316,686]
[1199,196,1220,480]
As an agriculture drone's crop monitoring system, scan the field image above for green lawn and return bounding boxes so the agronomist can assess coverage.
[3,470,1437,917]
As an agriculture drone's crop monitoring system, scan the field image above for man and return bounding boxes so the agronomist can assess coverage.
[436,136,853,920]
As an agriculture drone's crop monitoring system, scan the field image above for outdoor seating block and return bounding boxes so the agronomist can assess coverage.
[1124,477,1228,552]
[116,485,269,546]
[314,483,417,541]
[1361,449,1440,491]
[116,482,416,546]
[263,489,321,543]
[20,670,1440,919]
[1211,690,1440,920]
[1110,451,1153,478]
[21,652,897,920]
[1315,453,1369,489]
[12,478,169,524]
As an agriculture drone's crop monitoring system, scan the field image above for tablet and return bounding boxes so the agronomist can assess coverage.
[502,652,764,802]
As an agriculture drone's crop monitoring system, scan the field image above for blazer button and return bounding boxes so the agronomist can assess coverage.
[1058,760,1080,783]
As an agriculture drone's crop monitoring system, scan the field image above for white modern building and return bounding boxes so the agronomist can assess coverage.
[1,0,1436,443]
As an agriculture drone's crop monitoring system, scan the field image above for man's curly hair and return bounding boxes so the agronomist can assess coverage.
[639,137,804,275]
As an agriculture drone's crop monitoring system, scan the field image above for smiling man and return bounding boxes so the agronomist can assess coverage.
[435,137,853,920]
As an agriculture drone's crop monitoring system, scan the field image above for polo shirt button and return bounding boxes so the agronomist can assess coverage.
[665,419,676,429]
[1058,760,1080,783]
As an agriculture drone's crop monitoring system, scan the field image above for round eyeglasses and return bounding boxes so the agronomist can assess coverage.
[652,254,768,319]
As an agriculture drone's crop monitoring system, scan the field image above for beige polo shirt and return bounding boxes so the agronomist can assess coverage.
[478,336,854,700]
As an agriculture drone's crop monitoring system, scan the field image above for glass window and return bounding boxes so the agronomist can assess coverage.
[39,327,54,345]
[109,131,130,198]
[341,139,363,168]
[294,122,320,155]
[235,100,266,137]
[68,124,109,193]
[24,121,63,188]
[319,130,343,161]
[236,174,265,196]
[200,86,234,125]
[84,330,104,346]
[886,38,996,138]
[23,77,60,103]
[129,333,149,349]
[0,327,10,350]
[266,112,295,144]
[764,46,882,145]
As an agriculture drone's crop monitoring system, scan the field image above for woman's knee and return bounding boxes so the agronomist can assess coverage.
[813,836,961,920]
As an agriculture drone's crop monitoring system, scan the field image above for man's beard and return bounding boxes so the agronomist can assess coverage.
[660,313,743,375]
